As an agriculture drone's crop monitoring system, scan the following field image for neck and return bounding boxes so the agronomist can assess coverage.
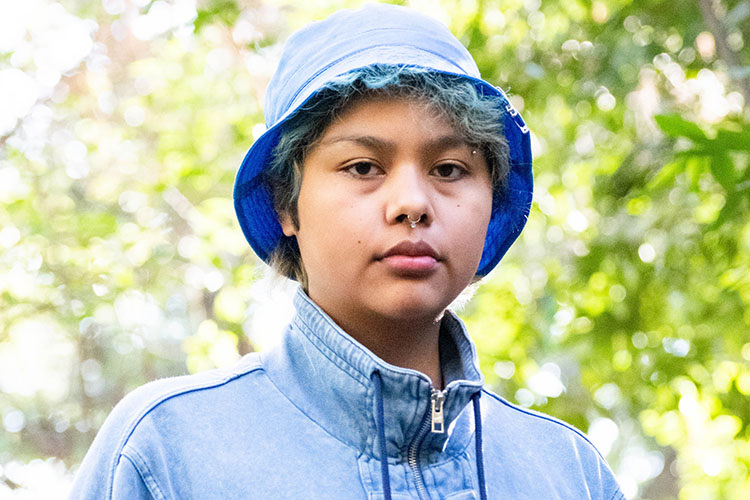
[327,309,445,389]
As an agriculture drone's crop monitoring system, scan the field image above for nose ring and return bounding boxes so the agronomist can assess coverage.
[407,214,422,228]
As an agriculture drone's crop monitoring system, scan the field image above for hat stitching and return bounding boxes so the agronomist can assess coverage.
[279,44,472,125]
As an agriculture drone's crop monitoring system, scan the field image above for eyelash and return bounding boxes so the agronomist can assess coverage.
[345,161,383,177]
[432,163,467,179]
[344,161,468,179]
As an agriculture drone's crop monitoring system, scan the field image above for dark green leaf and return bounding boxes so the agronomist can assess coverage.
[654,114,709,143]
[710,153,737,192]
[714,129,750,152]
[710,192,742,229]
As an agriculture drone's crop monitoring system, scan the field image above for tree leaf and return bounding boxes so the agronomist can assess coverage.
[710,191,742,230]
[648,158,686,190]
[714,129,750,152]
[654,114,708,143]
[686,155,709,191]
[709,153,737,192]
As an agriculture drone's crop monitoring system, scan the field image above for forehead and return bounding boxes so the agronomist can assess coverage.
[318,94,468,148]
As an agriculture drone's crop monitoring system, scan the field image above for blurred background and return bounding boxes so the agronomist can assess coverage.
[0,0,748,498]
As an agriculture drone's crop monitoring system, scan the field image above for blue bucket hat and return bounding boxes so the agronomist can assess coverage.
[233,3,532,276]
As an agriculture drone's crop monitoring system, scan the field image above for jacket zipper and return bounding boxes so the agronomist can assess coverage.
[407,388,446,500]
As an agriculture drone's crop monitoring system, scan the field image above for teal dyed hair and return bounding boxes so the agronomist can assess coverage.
[264,65,510,285]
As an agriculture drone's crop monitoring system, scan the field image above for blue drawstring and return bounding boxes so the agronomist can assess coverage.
[371,371,392,500]
[372,372,487,500]
[472,392,488,500]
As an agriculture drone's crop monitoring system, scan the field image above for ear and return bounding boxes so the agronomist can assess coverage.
[279,211,297,237]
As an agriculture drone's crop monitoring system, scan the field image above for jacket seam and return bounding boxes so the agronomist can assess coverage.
[118,451,165,500]
[294,310,371,386]
[259,352,365,454]
[283,312,382,447]
[608,488,627,500]
[481,389,609,462]
[104,361,265,499]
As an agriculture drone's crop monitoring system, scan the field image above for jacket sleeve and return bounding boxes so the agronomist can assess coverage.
[66,382,165,500]
[111,455,156,500]
[68,445,155,500]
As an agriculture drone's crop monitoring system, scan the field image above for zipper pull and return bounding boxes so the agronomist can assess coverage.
[430,390,446,434]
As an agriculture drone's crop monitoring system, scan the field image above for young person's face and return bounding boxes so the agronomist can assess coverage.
[280,95,493,329]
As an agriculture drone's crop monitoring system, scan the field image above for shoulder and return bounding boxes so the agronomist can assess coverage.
[478,388,625,499]
[110,353,265,441]
[480,388,604,457]
[69,353,266,499]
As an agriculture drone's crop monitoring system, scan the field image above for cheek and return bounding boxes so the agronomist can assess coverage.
[455,191,493,262]
[294,188,364,275]
[467,215,491,260]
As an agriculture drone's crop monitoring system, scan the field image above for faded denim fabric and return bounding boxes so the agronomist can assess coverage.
[69,288,626,500]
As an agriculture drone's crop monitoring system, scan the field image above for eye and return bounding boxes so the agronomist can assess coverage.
[345,161,383,177]
[432,162,466,179]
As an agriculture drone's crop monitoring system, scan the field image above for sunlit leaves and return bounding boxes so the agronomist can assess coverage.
[654,113,709,142]
[458,0,750,498]
[183,319,240,373]
[1,0,749,498]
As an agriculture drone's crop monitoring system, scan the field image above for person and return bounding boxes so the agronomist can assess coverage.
[69,4,626,500]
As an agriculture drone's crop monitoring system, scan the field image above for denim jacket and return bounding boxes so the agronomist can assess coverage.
[69,288,626,500]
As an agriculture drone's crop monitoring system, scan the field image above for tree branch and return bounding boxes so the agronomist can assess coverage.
[697,0,750,103]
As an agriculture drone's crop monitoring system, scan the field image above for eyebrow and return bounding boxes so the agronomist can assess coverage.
[317,134,473,154]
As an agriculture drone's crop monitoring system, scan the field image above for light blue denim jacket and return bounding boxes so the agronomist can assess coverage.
[69,288,626,500]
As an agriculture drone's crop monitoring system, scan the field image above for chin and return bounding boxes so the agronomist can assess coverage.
[370,290,457,323]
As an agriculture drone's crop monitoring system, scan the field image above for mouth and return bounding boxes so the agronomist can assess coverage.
[377,240,440,275]
[381,240,440,260]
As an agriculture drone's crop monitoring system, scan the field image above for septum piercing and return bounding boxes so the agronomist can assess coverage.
[407,215,421,228]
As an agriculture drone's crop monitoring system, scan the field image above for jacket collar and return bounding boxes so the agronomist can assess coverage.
[262,287,484,460]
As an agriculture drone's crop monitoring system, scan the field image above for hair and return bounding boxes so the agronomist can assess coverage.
[263,65,511,286]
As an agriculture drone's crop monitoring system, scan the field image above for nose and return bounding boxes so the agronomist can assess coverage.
[383,164,433,227]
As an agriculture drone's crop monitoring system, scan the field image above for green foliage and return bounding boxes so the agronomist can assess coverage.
[1,0,749,498]
[194,0,242,31]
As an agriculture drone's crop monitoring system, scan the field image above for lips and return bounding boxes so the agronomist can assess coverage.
[378,240,440,275]
[381,240,440,260]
